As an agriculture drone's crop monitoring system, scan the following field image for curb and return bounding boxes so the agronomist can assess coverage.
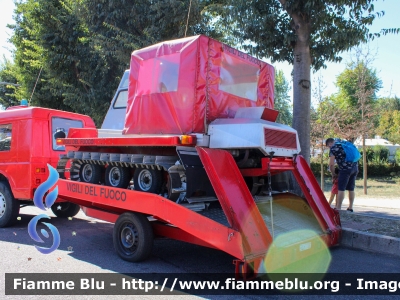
[341,227,400,257]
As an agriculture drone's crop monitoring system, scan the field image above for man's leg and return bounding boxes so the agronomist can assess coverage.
[348,191,355,210]
[336,191,345,209]
[346,165,358,210]
[336,169,352,210]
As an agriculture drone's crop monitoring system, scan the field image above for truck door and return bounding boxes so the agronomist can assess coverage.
[0,122,30,199]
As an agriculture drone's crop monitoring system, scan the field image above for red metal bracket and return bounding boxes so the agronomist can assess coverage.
[196,147,272,257]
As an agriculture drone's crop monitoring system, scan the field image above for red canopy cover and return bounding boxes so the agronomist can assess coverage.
[123,35,274,135]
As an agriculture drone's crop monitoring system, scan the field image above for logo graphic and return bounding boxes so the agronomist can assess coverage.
[28,164,61,254]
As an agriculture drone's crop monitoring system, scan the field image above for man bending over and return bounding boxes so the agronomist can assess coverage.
[325,138,359,212]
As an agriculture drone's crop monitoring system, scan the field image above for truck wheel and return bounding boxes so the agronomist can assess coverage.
[113,212,153,262]
[70,160,82,181]
[105,165,131,188]
[0,182,19,228]
[51,202,80,218]
[79,163,102,184]
[167,173,181,201]
[245,176,262,196]
[133,168,162,194]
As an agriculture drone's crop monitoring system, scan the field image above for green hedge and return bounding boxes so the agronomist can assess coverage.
[311,145,400,177]
[396,148,400,164]
[359,147,374,162]
[310,161,400,177]
[355,146,390,163]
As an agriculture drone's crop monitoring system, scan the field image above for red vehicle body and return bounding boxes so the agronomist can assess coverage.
[0,105,95,227]
[4,35,341,277]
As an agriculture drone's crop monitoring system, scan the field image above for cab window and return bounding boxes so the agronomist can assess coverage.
[0,124,12,151]
[113,90,128,109]
[51,118,83,151]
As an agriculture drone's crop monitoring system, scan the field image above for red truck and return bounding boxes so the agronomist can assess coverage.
[0,35,341,276]
[54,35,341,277]
[0,105,95,227]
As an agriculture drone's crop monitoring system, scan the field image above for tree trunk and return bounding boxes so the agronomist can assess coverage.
[363,135,367,195]
[291,14,311,164]
[320,145,324,191]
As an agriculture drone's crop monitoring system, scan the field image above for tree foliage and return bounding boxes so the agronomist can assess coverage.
[309,74,334,190]
[335,61,382,108]
[2,0,220,125]
[147,0,224,40]
[0,57,25,108]
[208,0,387,68]
[377,110,400,144]
[329,54,382,142]
[376,96,400,111]
[274,69,292,125]
[206,0,399,162]
[9,0,107,122]
[375,96,400,144]
[328,50,382,194]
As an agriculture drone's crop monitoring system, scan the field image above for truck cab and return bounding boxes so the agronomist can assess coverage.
[0,105,95,227]
[101,70,129,130]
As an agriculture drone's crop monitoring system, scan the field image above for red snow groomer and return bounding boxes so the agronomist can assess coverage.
[56,35,341,277]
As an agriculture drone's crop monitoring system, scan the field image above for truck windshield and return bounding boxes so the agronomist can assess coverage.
[113,71,129,109]
[52,117,83,151]
[113,90,128,109]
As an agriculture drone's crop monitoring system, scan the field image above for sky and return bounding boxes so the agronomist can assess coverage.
[0,0,399,102]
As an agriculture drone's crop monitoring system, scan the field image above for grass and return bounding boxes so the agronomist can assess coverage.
[319,176,400,199]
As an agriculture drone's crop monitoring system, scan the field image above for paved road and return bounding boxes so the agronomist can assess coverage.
[330,197,400,220]
[1,206,400,299]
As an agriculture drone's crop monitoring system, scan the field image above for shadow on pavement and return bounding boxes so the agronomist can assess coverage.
[0,208,234,274]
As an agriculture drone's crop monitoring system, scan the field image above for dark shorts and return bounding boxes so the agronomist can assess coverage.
[338,164,358,191]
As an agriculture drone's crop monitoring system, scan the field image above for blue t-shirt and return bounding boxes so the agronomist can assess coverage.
[329,143,357,170]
